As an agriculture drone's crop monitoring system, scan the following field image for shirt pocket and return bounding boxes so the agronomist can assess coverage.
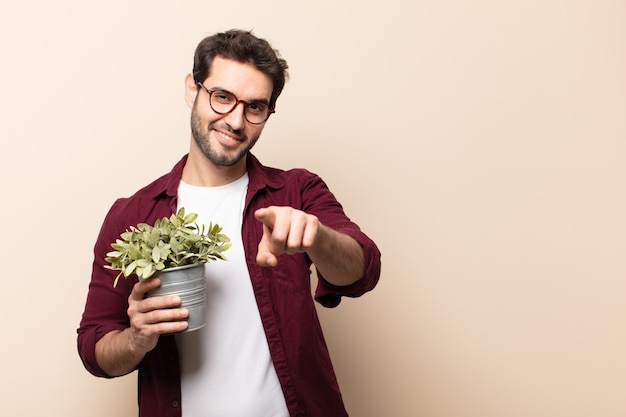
[270,254,312,294]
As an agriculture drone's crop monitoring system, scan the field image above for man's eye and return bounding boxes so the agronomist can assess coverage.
[247,103,266,114]
[214,92,234,103]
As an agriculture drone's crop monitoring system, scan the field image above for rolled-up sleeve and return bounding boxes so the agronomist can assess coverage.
[297,171,381,307]
[314,227,381,308]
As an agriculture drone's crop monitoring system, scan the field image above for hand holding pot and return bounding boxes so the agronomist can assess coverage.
[127,277,190,353]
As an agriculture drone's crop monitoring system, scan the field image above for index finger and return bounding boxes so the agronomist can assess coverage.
[254,207,276,227]
[130,277,161,301]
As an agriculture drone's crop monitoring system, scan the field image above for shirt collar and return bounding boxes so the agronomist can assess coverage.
[151,153,285,201]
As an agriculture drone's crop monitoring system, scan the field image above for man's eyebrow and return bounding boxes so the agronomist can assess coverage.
[211,86,270,105]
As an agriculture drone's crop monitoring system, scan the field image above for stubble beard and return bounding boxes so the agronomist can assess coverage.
[190,103,259,167]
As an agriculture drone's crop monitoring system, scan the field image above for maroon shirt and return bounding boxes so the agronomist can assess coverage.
[77,154,381,417]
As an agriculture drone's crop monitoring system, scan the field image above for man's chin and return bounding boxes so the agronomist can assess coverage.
[206,149,248,167]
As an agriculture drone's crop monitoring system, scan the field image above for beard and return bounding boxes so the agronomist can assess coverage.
[190,101,259,167]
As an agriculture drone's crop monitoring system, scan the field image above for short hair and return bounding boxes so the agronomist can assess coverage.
[193,29,289,109]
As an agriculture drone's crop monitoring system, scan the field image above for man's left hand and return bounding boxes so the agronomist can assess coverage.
[254,206,319,267]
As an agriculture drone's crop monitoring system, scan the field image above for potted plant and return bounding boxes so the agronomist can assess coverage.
[104,207,231,332]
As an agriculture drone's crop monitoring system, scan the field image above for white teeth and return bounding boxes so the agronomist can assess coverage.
[217,130,239,142]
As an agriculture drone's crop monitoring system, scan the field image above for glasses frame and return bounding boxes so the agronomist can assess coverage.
[197,83,274,125]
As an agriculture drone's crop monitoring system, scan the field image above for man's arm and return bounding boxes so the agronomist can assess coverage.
[95,278,189,377]
[255,206,365,286]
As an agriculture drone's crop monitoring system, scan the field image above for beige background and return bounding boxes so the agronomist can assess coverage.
[1,1,625,416]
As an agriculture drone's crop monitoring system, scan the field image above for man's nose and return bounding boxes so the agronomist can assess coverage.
[223,101,246,130]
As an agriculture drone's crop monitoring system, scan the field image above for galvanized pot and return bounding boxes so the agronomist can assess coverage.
[144,263,207,332]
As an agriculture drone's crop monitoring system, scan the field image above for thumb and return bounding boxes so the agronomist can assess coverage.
[254,207,274,226]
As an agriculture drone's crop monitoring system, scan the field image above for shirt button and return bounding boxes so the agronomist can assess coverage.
[171,400,179,407]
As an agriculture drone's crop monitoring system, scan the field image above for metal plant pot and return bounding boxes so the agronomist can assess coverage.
[144,263,207,332]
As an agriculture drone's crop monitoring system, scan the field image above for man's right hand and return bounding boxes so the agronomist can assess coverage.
[127,277,190,354]
[95,278,189,377]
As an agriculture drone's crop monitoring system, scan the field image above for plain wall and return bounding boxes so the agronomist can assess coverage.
[1,1,625,416]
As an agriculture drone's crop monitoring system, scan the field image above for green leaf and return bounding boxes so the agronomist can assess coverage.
[152,246,161,263]
[183,212,198,225]
[113,272,123,288]
[136,259,151,268]
[126,261,137,276]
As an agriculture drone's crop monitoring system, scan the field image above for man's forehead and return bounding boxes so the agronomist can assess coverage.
[204,56,273,99]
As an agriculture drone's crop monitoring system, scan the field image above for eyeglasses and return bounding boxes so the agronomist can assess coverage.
[197,83,274,125]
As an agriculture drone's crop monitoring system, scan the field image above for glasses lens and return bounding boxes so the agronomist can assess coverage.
[209,90,237,114]
[244,102,270,124]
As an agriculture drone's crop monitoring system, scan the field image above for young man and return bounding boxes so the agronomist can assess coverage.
[77,29,381,417]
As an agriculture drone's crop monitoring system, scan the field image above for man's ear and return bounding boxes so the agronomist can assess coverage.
[184,73,198,108]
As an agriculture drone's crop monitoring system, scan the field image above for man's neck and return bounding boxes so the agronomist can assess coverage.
[182,150,247,187]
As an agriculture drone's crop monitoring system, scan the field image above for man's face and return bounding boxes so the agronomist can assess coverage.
[189,56,273,168]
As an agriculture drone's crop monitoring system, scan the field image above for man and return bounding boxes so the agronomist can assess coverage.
[77,29,381,417]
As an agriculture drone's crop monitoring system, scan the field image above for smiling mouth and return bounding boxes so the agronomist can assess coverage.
[213,128,243,145]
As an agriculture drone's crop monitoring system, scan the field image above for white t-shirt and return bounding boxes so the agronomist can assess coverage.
[175,174,289,417]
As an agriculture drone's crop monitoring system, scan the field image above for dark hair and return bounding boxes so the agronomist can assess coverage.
[193,29,289,109]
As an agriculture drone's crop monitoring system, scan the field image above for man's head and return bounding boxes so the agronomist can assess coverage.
[192,29,289,110]
[184,30,289,177]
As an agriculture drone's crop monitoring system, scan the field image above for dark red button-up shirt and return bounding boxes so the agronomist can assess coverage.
[77,154,381,417]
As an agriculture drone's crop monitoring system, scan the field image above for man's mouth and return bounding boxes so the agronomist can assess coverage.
[213,128,244,146]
